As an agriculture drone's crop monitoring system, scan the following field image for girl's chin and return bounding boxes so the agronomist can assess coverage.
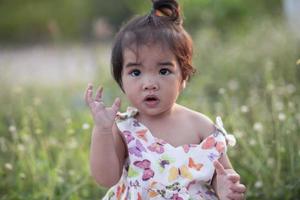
[139,105,175,117]
[143,100,160,108]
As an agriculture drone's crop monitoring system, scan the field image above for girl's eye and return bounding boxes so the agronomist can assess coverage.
[129,69,141,77]
[159,68,171,75]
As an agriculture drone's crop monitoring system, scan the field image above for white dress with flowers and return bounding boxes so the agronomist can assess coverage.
[102,107,236,200]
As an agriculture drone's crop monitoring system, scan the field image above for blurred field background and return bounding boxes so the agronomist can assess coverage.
[0,0,300,199]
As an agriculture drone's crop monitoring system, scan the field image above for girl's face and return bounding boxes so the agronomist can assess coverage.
[121,43,185,117]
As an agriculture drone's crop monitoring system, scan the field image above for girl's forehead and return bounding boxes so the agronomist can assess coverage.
[123,43,175,60]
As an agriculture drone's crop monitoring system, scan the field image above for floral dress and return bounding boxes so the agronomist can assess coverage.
[102,107,236,200]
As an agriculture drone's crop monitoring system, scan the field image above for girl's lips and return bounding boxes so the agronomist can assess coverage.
[143,95,160,108]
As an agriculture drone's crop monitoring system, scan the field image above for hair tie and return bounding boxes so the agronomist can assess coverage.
[151,0,180,22]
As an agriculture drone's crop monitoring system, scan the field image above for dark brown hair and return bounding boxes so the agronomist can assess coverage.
[111,0,195,89]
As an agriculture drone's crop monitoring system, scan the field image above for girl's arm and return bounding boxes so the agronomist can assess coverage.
[89,123,126,187]
[85,84,125,187]
[190,112,245,198]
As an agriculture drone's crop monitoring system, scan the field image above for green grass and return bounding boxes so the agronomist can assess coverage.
[1,17,299,199]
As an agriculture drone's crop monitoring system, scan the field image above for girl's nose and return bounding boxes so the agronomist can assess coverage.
[143,84,158,91]
[143,79,159,91]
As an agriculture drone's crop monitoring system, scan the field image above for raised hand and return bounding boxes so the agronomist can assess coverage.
[213,160,246,200]
[85,83,121,133]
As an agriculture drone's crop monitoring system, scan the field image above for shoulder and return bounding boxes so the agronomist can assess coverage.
[175,104,215,140]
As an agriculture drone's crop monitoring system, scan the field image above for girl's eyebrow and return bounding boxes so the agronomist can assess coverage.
[125,62,142,68]
[158,61,175,67]
[125,61,175,68]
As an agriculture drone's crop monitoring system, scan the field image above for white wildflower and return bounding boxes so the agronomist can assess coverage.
[274,101,284,111]
[240,105,249,113]
[82,123,90,130]
[5,163,13,171]
[68,170,75,176]
[49,138,58,146]
[19,172,26,179]
[254,180,263,188]
[57,176,64,183]
[35,128,42,135]
[278,113,286,121]
[8,125,16,133]
[253,122,264,132]
[17,144,25,152]
[218,88,226,95]
[67,138,78,149]
[228,79,239,91]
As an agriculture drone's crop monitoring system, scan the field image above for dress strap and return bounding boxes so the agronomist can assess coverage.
[214,116,236,147]
[116,107,139,121]
[115,107,139,134]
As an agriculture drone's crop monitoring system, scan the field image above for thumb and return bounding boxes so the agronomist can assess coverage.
[213,160,227,176]
[111,97,121,115]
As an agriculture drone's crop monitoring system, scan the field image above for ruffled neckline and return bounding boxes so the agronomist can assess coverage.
[116,107,236,147]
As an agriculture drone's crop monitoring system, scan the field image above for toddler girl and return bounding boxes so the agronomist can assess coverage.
[85,0,246,199]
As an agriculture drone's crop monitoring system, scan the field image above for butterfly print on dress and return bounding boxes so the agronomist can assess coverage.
[134,159,155,181]
[128,140,147,157]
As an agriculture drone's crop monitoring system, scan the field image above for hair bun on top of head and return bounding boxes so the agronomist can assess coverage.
[151,0,181,24]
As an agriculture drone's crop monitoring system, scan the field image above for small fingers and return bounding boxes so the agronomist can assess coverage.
[85,83,94,106]
[95,86,103,102]
[227,192,245,200]
[213,160,227,176]
[111,97,121,114]
[230,183,246,193]
[228,174,240,183]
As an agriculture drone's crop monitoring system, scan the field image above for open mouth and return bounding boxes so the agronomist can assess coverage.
[144,95,159,107]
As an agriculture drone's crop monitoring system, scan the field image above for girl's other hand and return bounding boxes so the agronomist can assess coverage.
[213,160,246,200]
[85,83,121,133]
